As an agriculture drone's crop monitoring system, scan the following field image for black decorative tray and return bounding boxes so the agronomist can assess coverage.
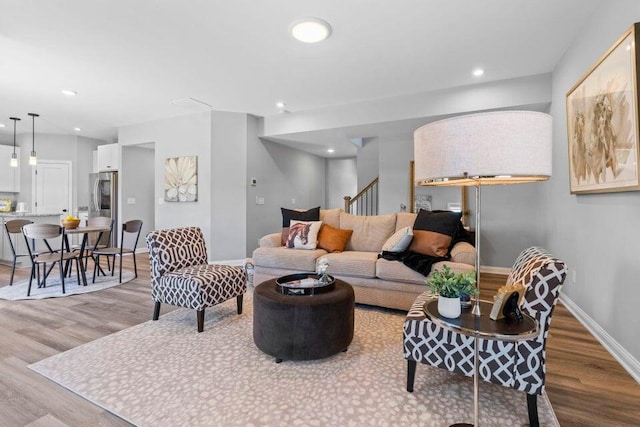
[275,273,336,296]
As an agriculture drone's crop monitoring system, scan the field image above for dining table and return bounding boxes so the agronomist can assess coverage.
[62,225,111,287]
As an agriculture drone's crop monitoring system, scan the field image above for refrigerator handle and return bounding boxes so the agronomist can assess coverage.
[93,177,100,212]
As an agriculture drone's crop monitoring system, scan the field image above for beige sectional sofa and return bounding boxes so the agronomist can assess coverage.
[252,209,476,311]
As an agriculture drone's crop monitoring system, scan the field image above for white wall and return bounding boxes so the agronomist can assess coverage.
[1,134,103,214]
[547,0,640,373]
[326,158,357,209]
[357,138,379,189]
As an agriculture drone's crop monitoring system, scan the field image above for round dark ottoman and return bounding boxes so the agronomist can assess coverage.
[253,278,355,362]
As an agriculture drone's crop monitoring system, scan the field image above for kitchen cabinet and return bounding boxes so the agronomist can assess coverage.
[97,144,119,171]
[0,146,21,193]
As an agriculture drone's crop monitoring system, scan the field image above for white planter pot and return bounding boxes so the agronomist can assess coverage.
[438,295,461,319]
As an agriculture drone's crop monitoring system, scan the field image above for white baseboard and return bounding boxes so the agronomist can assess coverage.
[480,265,511,275]
[560,293,640,384]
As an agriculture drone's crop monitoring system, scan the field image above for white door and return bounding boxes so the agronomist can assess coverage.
[32,160,72,216]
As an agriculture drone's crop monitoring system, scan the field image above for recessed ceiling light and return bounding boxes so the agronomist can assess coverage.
[290,18,332,43]
[472,68,484,77]
[276,101,286,109]
[61,89,78,96]
[0,123,5,128]
[327,148,335,153]
[74,127,81,131]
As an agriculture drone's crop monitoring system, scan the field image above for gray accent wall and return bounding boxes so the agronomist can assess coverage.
[120,144,155,250]
[246,135,326,255]
[547,0,640,368]
[210,111,248,261]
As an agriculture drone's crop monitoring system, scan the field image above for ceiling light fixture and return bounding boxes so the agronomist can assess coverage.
[28,113,39,166]
[74,127,81,132]
[61,89,78,96]
[472,68,485,77]
[327,148,335,153]
[290,18,332,43]
[276,101,286,109]
[0,123,6,128]
[9,117,20,167]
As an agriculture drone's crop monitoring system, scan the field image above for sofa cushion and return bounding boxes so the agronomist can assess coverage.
[281,206,320,245]
[317,224,353,253]
[382,226,413,253]
[409,210,462,257]
[339,212,396,252]
[253,247,327,272]
[376,258,475,285]
[320,208,342,228]
[285,220,322,250]
[323,251,378,278]
[395,212,417,231]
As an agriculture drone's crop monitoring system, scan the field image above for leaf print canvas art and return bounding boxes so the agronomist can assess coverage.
[165,156,198,202]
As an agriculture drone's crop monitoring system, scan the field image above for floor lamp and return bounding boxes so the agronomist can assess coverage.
[413,110,553,316]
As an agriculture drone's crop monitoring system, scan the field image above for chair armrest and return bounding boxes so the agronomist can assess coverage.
[450,242,476,266]
[259,233,282,248]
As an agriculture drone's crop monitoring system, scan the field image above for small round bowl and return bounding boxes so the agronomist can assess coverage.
[61,218,81,229]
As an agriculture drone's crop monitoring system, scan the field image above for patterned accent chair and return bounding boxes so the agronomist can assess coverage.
[403,247,567,427]
[146,227,247,332]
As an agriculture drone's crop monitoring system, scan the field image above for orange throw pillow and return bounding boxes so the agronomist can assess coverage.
[317,224,353,253]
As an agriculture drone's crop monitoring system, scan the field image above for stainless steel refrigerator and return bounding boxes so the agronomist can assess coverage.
[89,171,118,247]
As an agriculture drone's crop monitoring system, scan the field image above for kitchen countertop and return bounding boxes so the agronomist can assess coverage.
[0,213,61,218]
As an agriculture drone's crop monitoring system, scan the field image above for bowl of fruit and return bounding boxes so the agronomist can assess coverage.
[61,215,81,229]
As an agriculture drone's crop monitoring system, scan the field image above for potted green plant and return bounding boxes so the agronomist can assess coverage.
[427,265,477,318]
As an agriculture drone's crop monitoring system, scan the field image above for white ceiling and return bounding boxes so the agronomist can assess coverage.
[0,0,602,150]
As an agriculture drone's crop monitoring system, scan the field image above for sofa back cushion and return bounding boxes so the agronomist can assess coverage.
[395,212,417,231]
[339,212,396,252]
[320,208,342,228]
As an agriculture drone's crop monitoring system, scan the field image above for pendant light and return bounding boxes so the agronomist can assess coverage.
[9,117,20,167]
[28,113,39,166]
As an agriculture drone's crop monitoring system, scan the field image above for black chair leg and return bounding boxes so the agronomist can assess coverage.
[118,255,123,283]
[153,302,161,320]
[59,263,66,294]
[27,265,35,296]
[92,255,99,283]
[9,257,17,286]
[407,359,416,392]
[197,309,205,333]
[237,294,243,314]
[133,253,138,278]
[527,393,539,427]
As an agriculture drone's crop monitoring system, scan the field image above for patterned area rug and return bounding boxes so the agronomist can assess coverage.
[0,271,134,300]
[29,294,559,426]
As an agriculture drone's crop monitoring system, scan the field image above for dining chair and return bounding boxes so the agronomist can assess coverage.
[4,219,33,286]
[92,219,143,283]
[22,223,82,296]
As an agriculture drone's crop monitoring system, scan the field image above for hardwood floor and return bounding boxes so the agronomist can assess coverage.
[0,262,638,426]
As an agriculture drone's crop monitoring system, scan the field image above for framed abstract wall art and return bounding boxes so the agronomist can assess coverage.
[164,155,198,202]
[566,23,640,194]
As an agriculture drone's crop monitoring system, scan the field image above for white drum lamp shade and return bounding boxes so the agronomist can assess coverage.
[413,110,553,320]
[414,111,553,186]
